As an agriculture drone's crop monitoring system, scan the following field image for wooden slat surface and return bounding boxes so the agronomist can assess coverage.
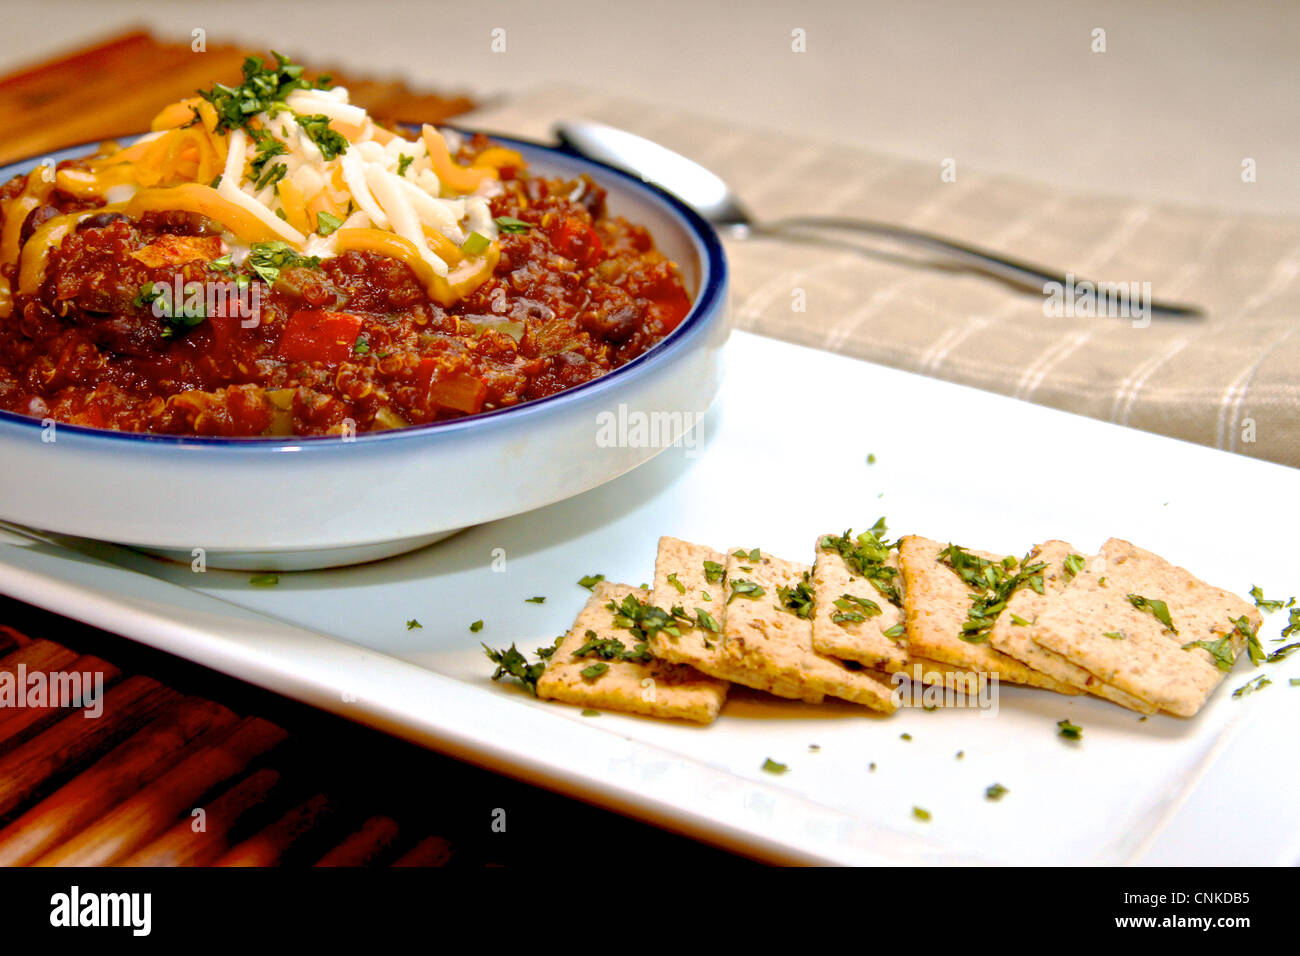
[0,29,475,165]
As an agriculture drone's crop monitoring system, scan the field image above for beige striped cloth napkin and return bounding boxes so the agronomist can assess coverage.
[465,88,1300,469]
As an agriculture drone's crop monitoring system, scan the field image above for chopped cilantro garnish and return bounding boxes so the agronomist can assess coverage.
[132,283,164,308]
[666,572,686,594]
[198,52,326,133]
[580,662,608,680]
[605,593,681,643]
[1267,641,1299,663]
[246,241,321,285]
[777,573,815,619]
[249,573,279,587]
[1056,718,1083,740]
[1009,613,1032,627]
[1231,615,1266,666]
[581,708,600,717]
[985,783,1009,801]
[939,543,1045,643]
[483,643,545,695]
[469,620,483,633]
[912,806,931,821]
[1064,553,1086,577]
[1127,594,1177,634]
[831,592,880,626]
[882,623,906,639]
[1104,630,1125,640]
[1233,675,1271,697]
[818,518,902,608]
[315,210,344,236]
[1249,585,1285,613]
[294,113,349,160]
[1181,635,1235,671]
[761,758,788,775]
[732,547,762,562]
[525,596,546,604]
[405,618,422,630]
[578,573,605,591]
[695,608,720,632]
[727,579,764,604]
[396,153,414,176]
[353,336,371,355]
[1284,607,1300,639]
[572,628,631,661]
[494,216,532,233]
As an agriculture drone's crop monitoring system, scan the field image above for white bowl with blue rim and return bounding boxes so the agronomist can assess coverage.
[0,134,729,570]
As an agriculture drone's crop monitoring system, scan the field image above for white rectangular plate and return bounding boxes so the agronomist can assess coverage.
[2,331,1298,865]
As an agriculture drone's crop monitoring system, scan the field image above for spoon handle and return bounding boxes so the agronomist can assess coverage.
[764,215,1203,319]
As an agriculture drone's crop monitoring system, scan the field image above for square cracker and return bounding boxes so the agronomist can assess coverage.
[709,548,898,712]
[648,536,731,669]
[810,535,909,672]
[989,539,1158,715]
[897,535,1079,694]
[536,581,728,724]
[1029,538,1262,718]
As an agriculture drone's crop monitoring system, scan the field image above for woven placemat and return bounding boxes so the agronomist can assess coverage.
[466,87,1300,470]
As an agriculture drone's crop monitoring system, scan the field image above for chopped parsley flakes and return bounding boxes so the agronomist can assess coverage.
[818,519,901,608]
[198,52,328,133]
[405,618,422,630]
[483,643,545,695]
[577,573,605,591]
[777,574,815,619]
[1232,675,1271,698]
[938,544,1045,643]
[494,216,533,233]
[728,579,765,604]
[246,241,322,285]
[1181,634,1235,671]
[1127,593,1177,634]
[985,783,1009,801]
[1056,718,1083,741]
[761,758,788,775]
[1248,585,1288,613]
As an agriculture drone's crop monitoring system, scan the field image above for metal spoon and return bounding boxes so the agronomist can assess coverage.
[554,120,1202,319]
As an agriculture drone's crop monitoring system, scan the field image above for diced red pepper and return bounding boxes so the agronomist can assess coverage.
[551,218,604,268]
[279,311,364,365]
[415,358,487,414]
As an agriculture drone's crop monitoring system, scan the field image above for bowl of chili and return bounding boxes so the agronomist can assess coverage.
[0,133,727,568]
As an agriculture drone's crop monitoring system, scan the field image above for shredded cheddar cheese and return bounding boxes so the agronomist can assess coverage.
[0,68,525,318]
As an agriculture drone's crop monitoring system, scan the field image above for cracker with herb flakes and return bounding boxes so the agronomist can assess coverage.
[897,535,1079,693]
[902,658,999,695]
[1029,539,1262,717]
[989,540,1158,715]
[810,532,909,672]
[701,548,899,712]
[536,581,728,724]
[648,536,731,667]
